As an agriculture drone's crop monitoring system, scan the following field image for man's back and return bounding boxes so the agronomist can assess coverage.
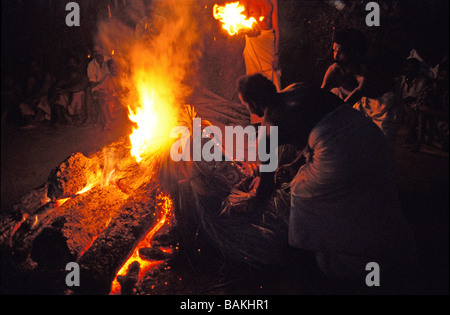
[264,84,343,148]
[289,105,417,275]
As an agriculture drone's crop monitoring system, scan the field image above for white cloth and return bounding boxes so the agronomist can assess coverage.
[87,59,110,93]
[289,105,417,277]
[244,29,281,124]
[36,96,51,121]
[55,93,69,107]
[67,91,85,116]
[19,102,35,116]
[353,91,404,145]
[19,96,51,121]
[244,29,281,88]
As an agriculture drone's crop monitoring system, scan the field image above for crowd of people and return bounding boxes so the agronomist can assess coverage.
[321,29,449,152]
[1,46,123,132]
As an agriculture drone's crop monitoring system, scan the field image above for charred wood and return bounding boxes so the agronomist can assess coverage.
[75,179,163,295]
[139,247,173,261]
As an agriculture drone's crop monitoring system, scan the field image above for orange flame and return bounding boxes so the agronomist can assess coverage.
[213,2,256,36]
[110,194,173,295]
[55,197,70,207]
[31,215,39,229]
[54,166,117,207]
[128,83,178,163]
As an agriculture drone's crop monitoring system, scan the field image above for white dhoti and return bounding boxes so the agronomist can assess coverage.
[19,102,35,116]
[244,29,281,89]
[55,93,69,108]
[18,96,51,122]
[67,91,85,116]
[36,96,51,121]
[244,29,281,124]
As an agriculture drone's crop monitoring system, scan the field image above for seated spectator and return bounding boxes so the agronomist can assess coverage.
[135,2,166,42]
[399,58,430,145]
[87,46,111,129]
[14,61,43,127]
[409,60,449,151]
[94,59,123,124]
[321,28,368,105]
[49,56,89,126]
[19,72,55,128]
[353,46,404,146]
[1,73,23,126]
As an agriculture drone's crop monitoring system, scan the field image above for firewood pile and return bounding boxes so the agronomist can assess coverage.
[0,136,171,294]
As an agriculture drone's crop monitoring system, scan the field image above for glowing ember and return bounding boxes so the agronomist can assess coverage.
[31,215,39,229]
[213,1,257,36]
[110,194,173,295]
[55,197,70,207]
[12,213,29,235]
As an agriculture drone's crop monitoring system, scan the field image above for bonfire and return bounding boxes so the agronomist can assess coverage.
[0,0,292,295]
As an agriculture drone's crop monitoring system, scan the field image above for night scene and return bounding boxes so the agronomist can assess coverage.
[1,0,448,298]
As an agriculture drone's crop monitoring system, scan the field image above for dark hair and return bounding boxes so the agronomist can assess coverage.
[334,28,368,63]
[439,60,448,73]
[237,74,277,114]
[402,58,422,77]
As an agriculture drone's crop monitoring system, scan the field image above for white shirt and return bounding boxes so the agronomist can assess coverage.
[87,58,110,92]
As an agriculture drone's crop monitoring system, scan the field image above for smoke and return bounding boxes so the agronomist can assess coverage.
[94,0,204,110]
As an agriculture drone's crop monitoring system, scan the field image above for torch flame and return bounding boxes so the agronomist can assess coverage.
[213,2,257,36]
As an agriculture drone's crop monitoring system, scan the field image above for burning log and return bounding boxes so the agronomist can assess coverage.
[75,179,165,295]
[139,247,173,261]
[2,134,160,270]
[47,137,132,201]
[47,153,96,201]
[0,183,49,247]
[2,153,169,294]
[116,261,140,295]
[11,184,129,265]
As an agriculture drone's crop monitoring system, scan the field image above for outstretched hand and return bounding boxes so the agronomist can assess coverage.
[240,23,261,37]
[221,177,260,217]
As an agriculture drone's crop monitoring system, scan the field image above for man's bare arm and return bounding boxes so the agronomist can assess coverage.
[271,0,279,54]
[271,0,280,70]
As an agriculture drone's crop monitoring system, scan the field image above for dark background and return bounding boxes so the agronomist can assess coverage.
[1,0,449,96]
